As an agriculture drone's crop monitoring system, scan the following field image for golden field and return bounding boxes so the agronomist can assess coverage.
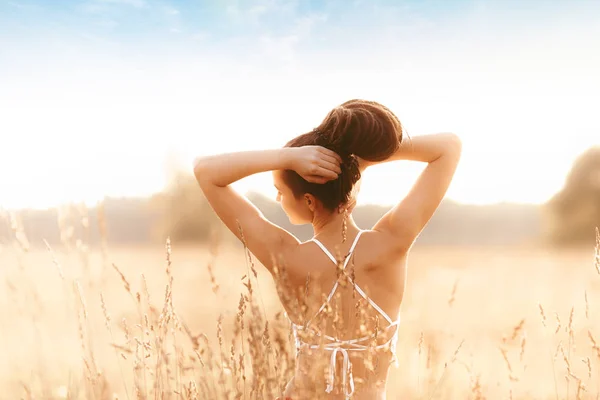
[1,237,599,400]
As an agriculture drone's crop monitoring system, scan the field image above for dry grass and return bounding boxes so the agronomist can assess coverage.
[1,213,600,399]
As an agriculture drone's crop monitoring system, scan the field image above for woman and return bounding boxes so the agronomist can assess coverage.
[193,99,462,399]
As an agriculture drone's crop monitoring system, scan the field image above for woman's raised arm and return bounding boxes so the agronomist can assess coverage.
[369,132,463,249]
[193,146,341,272]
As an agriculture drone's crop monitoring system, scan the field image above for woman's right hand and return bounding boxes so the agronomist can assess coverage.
[286,146,342,184]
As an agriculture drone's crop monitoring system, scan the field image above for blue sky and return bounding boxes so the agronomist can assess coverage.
[4,0,597,69]
[1,0,599,208]
[1,1,485,40]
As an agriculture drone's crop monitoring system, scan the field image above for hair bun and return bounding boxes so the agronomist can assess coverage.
[283,99,402,211]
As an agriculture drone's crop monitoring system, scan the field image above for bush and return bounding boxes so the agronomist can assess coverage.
[545,146,600,245]
[154,171,223,244]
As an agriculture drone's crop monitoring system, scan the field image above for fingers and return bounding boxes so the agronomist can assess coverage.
[315,148,342,174]
[319,158,342,175]
[317,147,343,164]
[313,166,339,181]
[301,146,344,184]
[304,175,331,184]
[304,164,339,183]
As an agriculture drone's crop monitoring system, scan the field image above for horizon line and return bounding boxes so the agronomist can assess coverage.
[0,190,547,213]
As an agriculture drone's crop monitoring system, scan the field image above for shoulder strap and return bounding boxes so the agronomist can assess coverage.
[309,238,338,264]
[343,230,364,269]
[310,230,365,268]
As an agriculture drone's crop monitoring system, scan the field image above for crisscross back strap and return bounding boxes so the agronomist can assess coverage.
[308,230,398,327]
[303,231,364,326]
[309,230,364,270]
[352,283,396,325]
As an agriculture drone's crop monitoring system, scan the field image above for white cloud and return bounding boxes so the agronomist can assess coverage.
[191,32,210,41]
[97,0,146,8]
[248,4,269,19]
[252,12,327,66]
[79,0,147,16]
[163,5,182,33]
[225,4,241,19]
[165,6,179,15]
[7,1,43,11]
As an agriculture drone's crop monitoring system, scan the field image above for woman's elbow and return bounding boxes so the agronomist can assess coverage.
[193,157,211,185]
[445,133,462,156]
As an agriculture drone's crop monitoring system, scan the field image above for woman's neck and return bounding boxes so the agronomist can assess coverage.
[311,211,359,241]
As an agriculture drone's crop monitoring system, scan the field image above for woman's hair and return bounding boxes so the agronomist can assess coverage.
[282,99,404,211]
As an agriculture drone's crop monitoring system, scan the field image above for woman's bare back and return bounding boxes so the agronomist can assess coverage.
[277,228,408,398]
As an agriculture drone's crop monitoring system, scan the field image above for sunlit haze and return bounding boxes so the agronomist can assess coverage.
[1,0,598,209]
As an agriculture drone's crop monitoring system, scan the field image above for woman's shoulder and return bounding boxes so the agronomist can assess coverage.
[355,229,410,266]
[363,226,414,254]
